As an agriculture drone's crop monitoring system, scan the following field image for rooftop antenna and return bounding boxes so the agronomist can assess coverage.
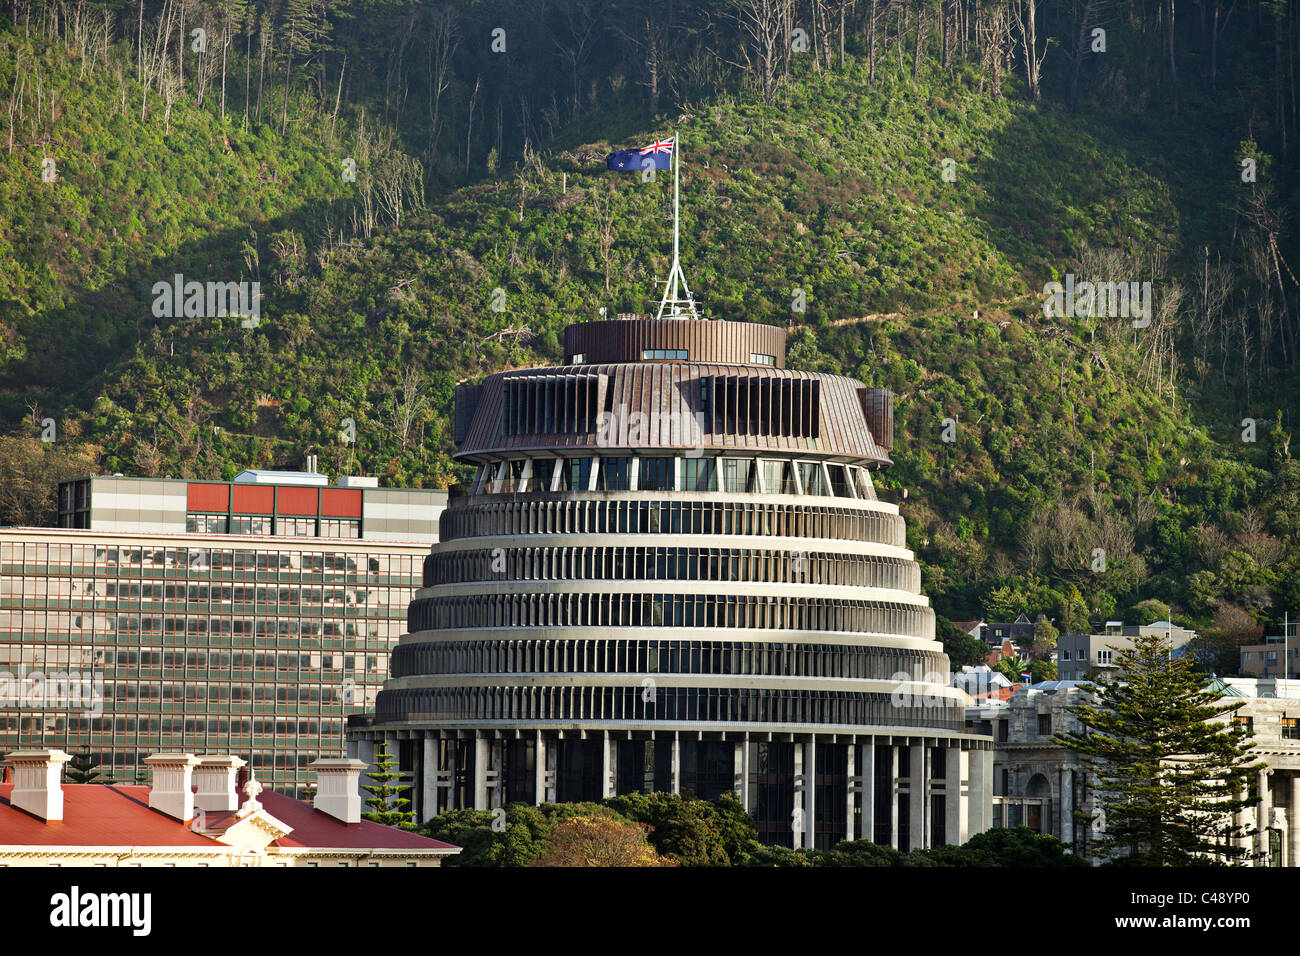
[655,131,700,321]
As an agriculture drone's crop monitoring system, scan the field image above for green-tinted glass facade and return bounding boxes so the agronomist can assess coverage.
[0,534,424,796]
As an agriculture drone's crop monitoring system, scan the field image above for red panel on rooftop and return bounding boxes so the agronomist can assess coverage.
[321,488,362,517]
[188,483,229,512]
[232,484,275,514]
[277,486,319,516]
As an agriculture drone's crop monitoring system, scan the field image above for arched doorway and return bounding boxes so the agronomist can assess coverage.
[1025,773,1052,834]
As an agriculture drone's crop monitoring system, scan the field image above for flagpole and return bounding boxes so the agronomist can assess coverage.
[656,129,698,321]
[673,131,680,278]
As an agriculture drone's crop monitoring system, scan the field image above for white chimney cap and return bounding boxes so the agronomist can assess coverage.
[5,750,72,822]
[143,753,200,821]
[309,757,369,824]
[194,755,248,813]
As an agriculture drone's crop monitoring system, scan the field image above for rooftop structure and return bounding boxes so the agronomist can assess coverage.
[0,749,459,867]
[57,473,445,543]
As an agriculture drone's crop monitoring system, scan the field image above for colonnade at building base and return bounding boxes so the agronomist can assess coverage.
[349,729,994,851]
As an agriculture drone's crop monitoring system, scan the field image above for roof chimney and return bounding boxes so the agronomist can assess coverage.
[309,757,368,824]
[5,750,72,822]
[143,753,199,821]
[194,755,247,812]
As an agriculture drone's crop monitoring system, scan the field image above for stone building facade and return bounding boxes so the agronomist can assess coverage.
[974,679,1300,865]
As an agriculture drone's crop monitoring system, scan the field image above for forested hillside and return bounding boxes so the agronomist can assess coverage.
[1,0,1298,653]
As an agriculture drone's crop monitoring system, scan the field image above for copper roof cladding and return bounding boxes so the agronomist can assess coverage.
[454,361,895,465]
[564,317,788,368]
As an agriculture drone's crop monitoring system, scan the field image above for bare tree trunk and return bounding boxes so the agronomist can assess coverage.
[1013,0,1045,101]
[177,0,185,87]
[1276,7,1287,156]
[465,75,480,175]
[1211,2,1219,94]
[913,0,926,82]
[942,0,951,69]
[1168,0,1179,115]
[333,53,346,135]
[840,2,846,68]
[257,16,268,126]
[220,10,229,119]
[868,0,878,85]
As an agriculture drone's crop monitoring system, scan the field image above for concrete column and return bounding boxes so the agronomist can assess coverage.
[733,741,747,806]
[421,736,438,823]
[888,745,900,849]
[740,738,753,811]
[473,736,489,811]
[968,748,991,836]
[447,738,462,811]
[793,741,807,849]
[545,739,557,803]
[670,735,681,795]
[1258,770,1273,863]
[487,739,502,809]
[601,731,614,798]
[1060,767,1074,846]
[1290,776,1300,869]
[908,743,926,851]
[534,732,546,806]
[846,742,857,842]
[861,741,875,844]
[804,736,817,851]
[945,747,967,846]
[1234,781,1251,856]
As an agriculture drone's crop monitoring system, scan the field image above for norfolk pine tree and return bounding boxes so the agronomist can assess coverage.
[360,741,415,827]
[1056,633,1261,865]
[64,745,107,784]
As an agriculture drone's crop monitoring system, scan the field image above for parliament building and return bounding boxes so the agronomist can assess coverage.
[349,315,993,850]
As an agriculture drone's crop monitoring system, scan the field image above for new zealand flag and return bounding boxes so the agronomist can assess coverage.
[607,137,674,171]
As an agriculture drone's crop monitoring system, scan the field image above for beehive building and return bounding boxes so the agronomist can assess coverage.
[350,316,992,850]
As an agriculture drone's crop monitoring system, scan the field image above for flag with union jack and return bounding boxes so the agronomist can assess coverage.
[607,136,674,171]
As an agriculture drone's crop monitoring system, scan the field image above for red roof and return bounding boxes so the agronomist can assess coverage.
[0,784,213,846]
[970,686,1018,703]
[0,784,457,851]
[257,791,456,850]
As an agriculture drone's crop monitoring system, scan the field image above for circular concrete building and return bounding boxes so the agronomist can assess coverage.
[350,316,991,850]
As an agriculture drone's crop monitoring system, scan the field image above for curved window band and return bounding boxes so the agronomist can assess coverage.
[424,546,920,591]
[407,592,933,638]
[442,499,905,546]
[390,639,948,681]
[375,685,964,731]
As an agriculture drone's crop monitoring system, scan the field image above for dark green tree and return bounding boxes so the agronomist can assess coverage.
[64,746,106,784]
[937,615,990,669]
[603,792,732,865]
[360,742,414,827]
[1028,658,1057,683]
[994,657,1027,683]
[903,827,1086,867]
[1056,634,1262,865]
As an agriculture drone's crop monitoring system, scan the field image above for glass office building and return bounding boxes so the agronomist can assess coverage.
[350,317,993,850]
[0,473,445,796]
